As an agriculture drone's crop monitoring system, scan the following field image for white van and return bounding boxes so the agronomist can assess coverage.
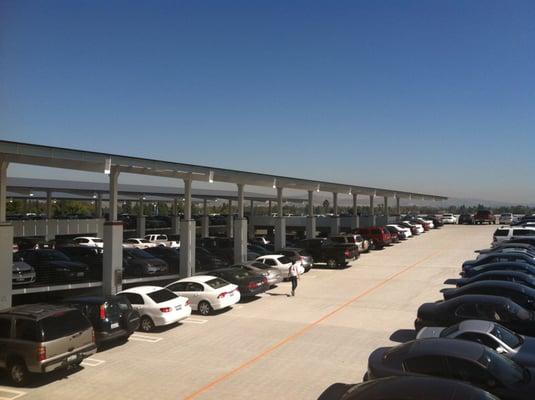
[492,226,535,243]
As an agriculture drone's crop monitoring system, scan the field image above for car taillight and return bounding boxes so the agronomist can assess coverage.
[218,291,227,299]
[99,304,106,320]
[160,307,171,313]
[344,250,350,257]
[37,345,46,362]
[248,281,259,289]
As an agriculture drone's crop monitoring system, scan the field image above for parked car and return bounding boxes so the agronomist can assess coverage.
[445,270,535,290]
[474,210,496,224]
[123,238,158,249]
[247,244,270,256]
[460,261,535,278]
[165,275,240,316]
[477,242,535,255]
[255,254,304,277]
[459,213,475,224]
[414,295,535,336]
[202,268,269,298]
[396,221,423,235]
[62,295,140,345]
[441,213,457,224]
[318,376,500,400]
[0,303,97,385]
[123,248,169,277]
[194,247,230,271]
[386,224,411,239]
[116,286,191,332]
[383,226,400,243]
[500,238,535,248]
[493,226,535,243]
[355,227,392,250]
[297,238,357,267]
[464,250,535,269]
[144,234,179,248]
[231,262,283,286]
[12,253,36,286]
[56,245,103,280]
[345,233,371,252]
[16,249,90,283]
[144,246,180,273]
[73,236,104,248]
[366,338,535,400]
[500,213,515,225]
[442,281,535,311]
[417,320,535,366]
[424,215,444,228]
[279,248,314,272]
[251,236,270,246]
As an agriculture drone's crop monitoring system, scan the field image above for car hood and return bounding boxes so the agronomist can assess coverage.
[13,261,34,273]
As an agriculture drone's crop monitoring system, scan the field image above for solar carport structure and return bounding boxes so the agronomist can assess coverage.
[0,140,447,308]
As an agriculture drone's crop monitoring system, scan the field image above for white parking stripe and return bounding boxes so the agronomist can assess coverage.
[129,334,163,343]
[0,388,26,400]
[81,358,106,367]
[183,318,208,324]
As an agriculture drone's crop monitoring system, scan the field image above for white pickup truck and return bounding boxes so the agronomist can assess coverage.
[144,234,180,248]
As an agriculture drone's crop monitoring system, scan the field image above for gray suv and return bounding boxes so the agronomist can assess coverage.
[0,303,97,385]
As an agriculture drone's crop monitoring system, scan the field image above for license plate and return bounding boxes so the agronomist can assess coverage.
[111,322,119,329]
[175,305,181,310]
[67,355,77,363]
[76,272,84,277]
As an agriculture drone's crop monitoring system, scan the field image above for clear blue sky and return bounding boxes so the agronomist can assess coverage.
[1,1,534,203]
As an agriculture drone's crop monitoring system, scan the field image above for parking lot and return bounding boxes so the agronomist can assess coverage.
[0,224,496,400]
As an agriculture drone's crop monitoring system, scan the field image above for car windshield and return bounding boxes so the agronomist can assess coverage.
[206,278,229,289]
[440,323,460,337]
[147,289,177,303]
[478,349,526,385]
[126,249,156,259]
[490,324,523,348]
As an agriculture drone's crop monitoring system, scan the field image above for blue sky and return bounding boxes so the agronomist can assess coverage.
[1,0,534,203]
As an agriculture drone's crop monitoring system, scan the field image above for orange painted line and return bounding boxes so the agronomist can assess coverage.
[183,250,443,400]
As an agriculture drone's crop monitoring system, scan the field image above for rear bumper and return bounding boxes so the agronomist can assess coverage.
[153,306,192,326]
[35,344,97,373]
[96,328,132,344]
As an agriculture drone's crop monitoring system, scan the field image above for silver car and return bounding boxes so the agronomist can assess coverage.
[417,319,535,366]
[12,254,36,286]
[231,262,283,287]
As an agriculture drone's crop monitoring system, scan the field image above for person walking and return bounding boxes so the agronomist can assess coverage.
[288,261,301,296]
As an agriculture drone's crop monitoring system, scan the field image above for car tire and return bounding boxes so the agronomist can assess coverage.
[8,358,29,386]
[139,316,154,332]
[198,301,212,316]
[327,259,337,269]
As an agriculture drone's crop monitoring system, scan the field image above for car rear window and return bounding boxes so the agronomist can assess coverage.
[147,289,177,303]
[40,310,92,341]
[206,278,229,289]
[494,229,509,236]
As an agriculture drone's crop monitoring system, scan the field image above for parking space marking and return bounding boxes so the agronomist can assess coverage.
[183,317,208,324]
[129,334,163,343]
[81,358,106,367]
[0,388,26,400]
[183,249,444,400]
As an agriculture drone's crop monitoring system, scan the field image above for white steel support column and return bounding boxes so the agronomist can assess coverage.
[202,199,209,238]
[351,193,359,229]
[0,161,12,309]
[103,166,123,296]
[234,184,247,263]
[226,199,234,238]
[46,191,53,219]
[306,190,316,239]
[137,197,146,238]
[108,167,119,221]
[331,192,340,235]
[275,187,286,250]
[180,179,196,277]
[171,198,180,235]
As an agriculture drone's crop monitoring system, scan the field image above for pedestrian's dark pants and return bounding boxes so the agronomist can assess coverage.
[290,276,298,292]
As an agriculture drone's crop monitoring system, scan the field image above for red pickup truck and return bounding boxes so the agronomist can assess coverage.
[354,227,392,250]
[474,210,496,225]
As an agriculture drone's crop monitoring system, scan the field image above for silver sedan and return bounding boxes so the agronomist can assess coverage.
[230,262,283,287]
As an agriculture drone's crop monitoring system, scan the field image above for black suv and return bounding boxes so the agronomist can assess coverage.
[0,304,96,385]
[63,296,140,346]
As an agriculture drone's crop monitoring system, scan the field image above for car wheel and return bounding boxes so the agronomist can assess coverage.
[198,301,212,316]
[140,316,154,332]
[8,358,29,386]
[327,259,337,269]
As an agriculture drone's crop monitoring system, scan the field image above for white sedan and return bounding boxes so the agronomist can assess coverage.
[387,224,412,238]
[165,275,240,316]
[73,236,104,248]
[117,286,191,332]
[441,213,457,224]
[255,255,304,278]
[123,238,158,249]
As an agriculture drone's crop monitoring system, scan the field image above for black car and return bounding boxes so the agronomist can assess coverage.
[477,243,535,255]
[318,376,500,400]
[445,270,535,289]
[424,215,443,228]
[279,248,314,272]
[442,281,535,310]
[503,238,535,247]
[367,338,535,400]
[461,261,535,278]
[56,246,103,280]
[195,247,230,271]
[458,213,475,224]
[415,295,535,336]
[463,252,535,269]
[204,268,268,298]
[63,295,140,345]
[16,249,90,283]
[144,246,180,274]
[123,248,169,277]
